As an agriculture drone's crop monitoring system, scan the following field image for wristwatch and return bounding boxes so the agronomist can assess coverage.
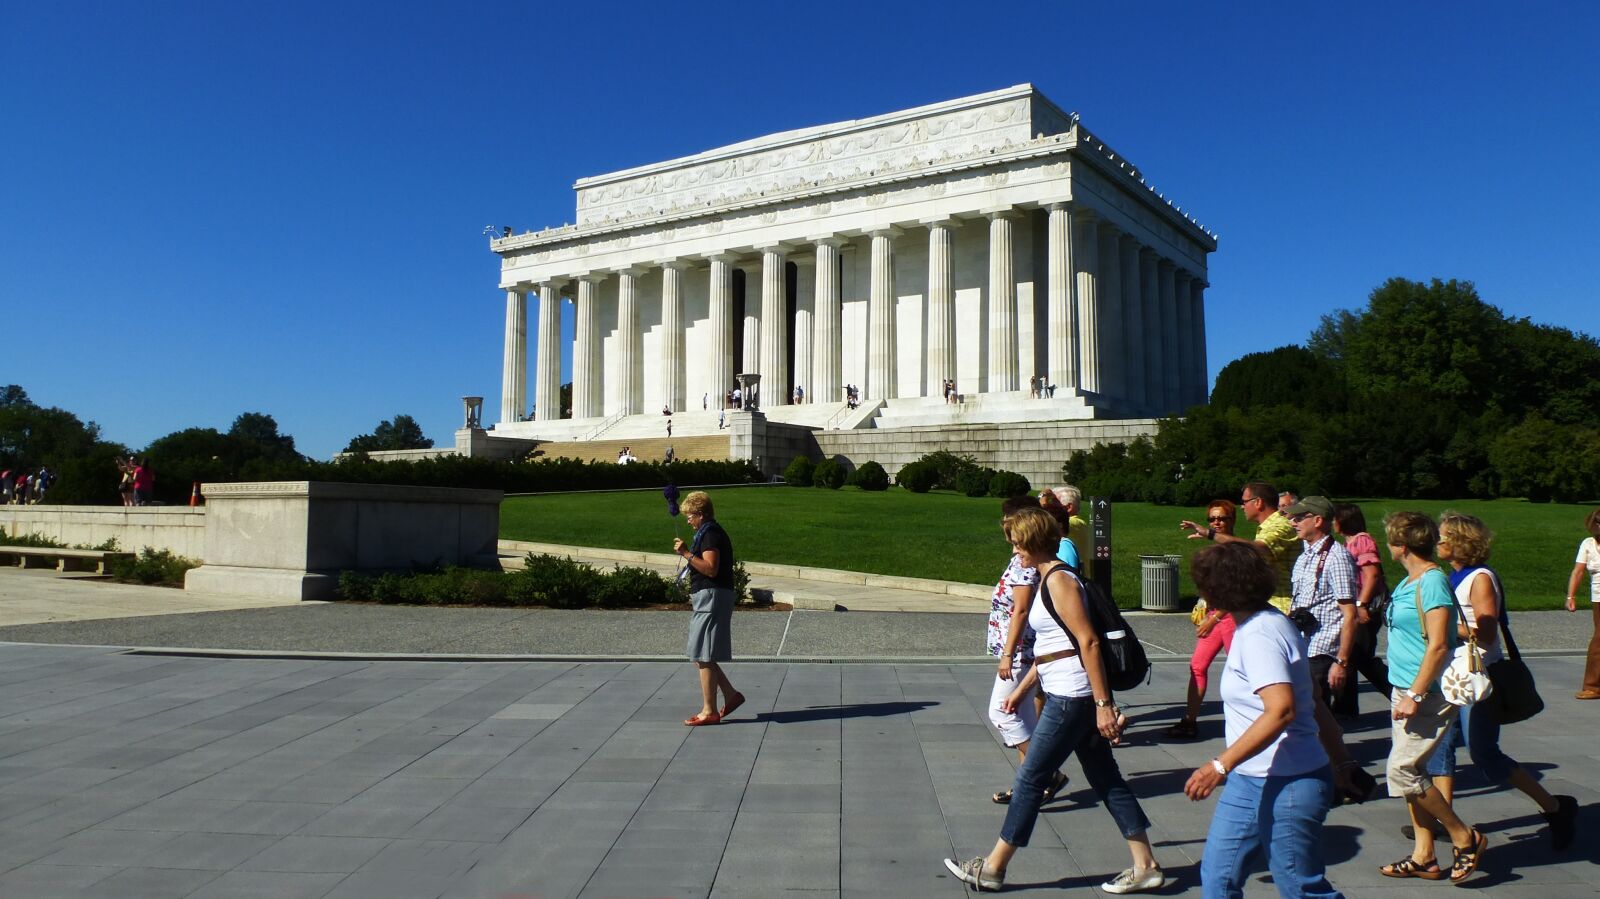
[1094,698,1114,708]
[1211,758,1228,776]
[1335,658,1349,668]
[1406,690,1427,703]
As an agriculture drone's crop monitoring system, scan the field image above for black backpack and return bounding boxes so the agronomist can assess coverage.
[1037,563,1151,692]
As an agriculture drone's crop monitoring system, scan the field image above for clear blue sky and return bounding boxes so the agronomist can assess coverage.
[5,2,1597,459]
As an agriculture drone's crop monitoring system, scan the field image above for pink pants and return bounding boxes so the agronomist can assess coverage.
[1189,613,1237,695]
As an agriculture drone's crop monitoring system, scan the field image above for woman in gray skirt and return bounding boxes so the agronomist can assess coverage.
[674,491,745,726]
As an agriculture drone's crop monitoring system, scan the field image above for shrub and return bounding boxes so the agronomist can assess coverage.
[954,465,996,497]
[515,553,606,609]
[919,450,981,490]
[848,460,890,491]
[782,455,815,487]
[988,469,1032,498]
[338,570,375,601]
[0,529,68,549]
[812,458,846,489]
[732,561,752,604]
[108,548,199,587]
[895,460,937,493]
[594,565,675,608]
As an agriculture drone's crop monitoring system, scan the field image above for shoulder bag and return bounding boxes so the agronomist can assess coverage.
[1480,572,1544,724]
[1439,571,1491,706]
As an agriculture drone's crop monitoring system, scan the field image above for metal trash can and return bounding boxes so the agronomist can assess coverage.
[1140,554,1180,611]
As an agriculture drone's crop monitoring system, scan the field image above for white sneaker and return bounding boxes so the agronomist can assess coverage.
[943,856,1003,891]
[1102,865,1165,894]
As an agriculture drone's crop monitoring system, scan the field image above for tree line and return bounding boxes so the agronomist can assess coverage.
[1064,277,1600,504]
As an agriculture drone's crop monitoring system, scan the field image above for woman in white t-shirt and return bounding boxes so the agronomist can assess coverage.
[944,507,1165,895]
[1565,508,1600,700]
[1183,541,1343,899]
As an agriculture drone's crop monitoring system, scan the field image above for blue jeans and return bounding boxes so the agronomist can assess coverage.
[999,694,1149,847]
[1201,766,1343,899]
[1425,703,1518,783]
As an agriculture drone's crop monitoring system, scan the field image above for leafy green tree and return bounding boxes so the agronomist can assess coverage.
[228,412,301,462]
[0,385,128,504]
[1207,346,1346,412]
[345,414,434,453]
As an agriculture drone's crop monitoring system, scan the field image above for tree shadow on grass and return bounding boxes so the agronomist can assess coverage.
[749,700,935,724]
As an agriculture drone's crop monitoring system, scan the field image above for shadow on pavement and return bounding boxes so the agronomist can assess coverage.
[750,700,936,723]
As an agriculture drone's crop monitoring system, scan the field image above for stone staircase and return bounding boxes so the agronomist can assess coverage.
[530,433,732,464]
[870,389,1099,428]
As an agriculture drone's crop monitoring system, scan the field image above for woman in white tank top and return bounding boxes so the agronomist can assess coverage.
[943,507,1166,895]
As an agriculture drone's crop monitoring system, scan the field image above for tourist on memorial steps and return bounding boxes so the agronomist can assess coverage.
[1377,511,1486,883]
[1166,499,1239,740]
[673,491,744,727]
[1567,507,1600,699]
[1331,503,1392,706]
[1182,482,1300,613]
[983,497,1070,806]
[945,507,1166,895]
[1283,496,1360,716]
[1422,512,1578,849]
[1184,541,1344,899]
[131,458,154,506]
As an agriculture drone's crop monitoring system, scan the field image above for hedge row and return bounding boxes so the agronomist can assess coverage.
[894,451,1032,497]
[336,553,753,609]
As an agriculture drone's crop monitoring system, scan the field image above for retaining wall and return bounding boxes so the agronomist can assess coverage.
[0,505,206,558]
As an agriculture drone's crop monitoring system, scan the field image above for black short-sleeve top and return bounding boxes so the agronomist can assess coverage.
[688,520,735,592]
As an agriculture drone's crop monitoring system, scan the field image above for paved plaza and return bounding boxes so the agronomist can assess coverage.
[0,572,1597,897]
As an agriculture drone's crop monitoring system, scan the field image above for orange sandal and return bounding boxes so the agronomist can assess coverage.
[684,712,721,727]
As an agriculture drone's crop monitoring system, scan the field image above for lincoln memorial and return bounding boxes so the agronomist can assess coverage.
[479,85,1216,480]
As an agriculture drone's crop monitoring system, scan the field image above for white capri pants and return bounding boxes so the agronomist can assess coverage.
[988,656,1040,747]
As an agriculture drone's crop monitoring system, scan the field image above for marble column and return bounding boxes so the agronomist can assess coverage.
[740,262,761,377]
[1189,280,1209,407]
[617,268,641,414]
[572,276,600,419]
[1174,270,1194,412]
[708,255,734,404]
[1097,224,1124,403]
[1119,236,1144,413]
[660,262,686,413]
[1046,204,1077,392]
[1159,262,1180,413]
[812,238,843,405]
[987,210,1018,392]
[1074,213,1101,395]
[867,227,899,400]
[924,217,958,397]
[1138,251,1161,416]
[534,282,562,421]
[793,258,814,403]
[500,287,527,424]
[758,246,788,406]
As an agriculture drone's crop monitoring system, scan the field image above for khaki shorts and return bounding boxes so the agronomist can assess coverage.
[1386,691,1458,797]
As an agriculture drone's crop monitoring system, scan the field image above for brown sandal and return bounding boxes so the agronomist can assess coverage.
[1042,770,1071,802]
[1450,830,1488,882]
[1380,856,1445,880]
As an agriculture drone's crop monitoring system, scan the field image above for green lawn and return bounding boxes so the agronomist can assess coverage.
[500,489,1593,610]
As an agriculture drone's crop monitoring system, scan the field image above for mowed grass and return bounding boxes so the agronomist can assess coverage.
[500,488,1594,610]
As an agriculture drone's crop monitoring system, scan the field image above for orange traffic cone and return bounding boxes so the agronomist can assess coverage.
[190,482,203,506]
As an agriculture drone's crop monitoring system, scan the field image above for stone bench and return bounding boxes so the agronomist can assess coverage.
[0,546,135,575]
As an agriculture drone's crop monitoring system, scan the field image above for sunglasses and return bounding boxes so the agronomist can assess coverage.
[1206,515,1230,523]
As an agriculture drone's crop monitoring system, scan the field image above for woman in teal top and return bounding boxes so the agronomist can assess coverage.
[1378,511,1486,884]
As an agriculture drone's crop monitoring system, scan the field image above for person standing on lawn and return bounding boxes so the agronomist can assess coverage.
[673,491,744,726]
[1567,507,1600,699]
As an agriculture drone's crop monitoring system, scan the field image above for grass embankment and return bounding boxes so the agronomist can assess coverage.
[501,490,1592,610]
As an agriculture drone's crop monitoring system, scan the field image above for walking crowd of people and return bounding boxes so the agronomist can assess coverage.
[936,481,1585,895]
[0,466,55,504]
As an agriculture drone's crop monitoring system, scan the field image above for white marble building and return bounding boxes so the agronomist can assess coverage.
[489,84,1215,437]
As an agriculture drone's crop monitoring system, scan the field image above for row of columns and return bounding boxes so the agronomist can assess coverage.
[502,206,1207,423]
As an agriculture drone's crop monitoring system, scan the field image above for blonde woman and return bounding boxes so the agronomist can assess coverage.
[944,507,1165,895]
[1378,511,1485,883]
[673,491,744,726]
